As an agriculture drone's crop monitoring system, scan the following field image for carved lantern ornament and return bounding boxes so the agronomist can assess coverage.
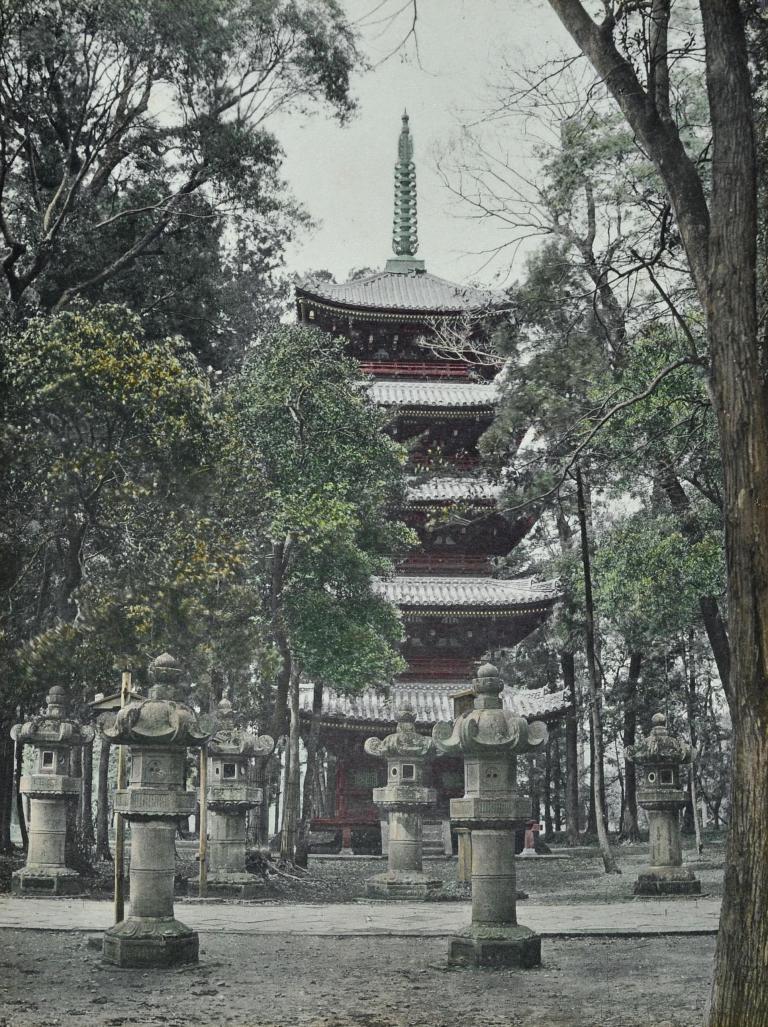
[199,698,274,898]
[363,703,441,898]
[433,663,548,968]
[101,653,216,968]
[11,686,95,895]
[625,712,701,896]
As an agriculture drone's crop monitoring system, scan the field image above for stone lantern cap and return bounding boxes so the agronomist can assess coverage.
[208,699,275,760]
[625,713,691,767]
[11,686,95,748]
[103,654,215,750]
[432,664,548,759]
[364,703,436,762]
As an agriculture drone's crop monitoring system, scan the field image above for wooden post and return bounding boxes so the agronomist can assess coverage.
[113,665,131,924]
[198,745,208,897]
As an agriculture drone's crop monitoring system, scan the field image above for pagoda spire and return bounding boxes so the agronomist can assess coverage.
[386,111,425,273]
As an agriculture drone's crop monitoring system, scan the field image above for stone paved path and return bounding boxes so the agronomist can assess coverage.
[0,894,721,936]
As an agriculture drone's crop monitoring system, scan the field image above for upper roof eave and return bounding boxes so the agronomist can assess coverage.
[295,271,506,318]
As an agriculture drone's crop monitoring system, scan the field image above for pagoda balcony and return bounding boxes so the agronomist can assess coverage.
[359,360,471,379]
[398,657,475,681]
[396,553,493,576]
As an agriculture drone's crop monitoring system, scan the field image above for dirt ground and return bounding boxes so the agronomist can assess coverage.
[0,928,714,1027]
[0,837,725,905]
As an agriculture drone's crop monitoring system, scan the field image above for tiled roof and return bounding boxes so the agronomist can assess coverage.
[369,380,499,408]
[407,477,500,503]
[296,270,499,313]
[299,682,570,726]
[373,575,559,608]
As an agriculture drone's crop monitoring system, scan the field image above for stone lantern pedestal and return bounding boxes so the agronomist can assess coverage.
[433,664,548,967]
[364,706,441,899]
[102,654,215,968]
[11,687,95,896]
[191,698,274,899]
[627,713,700,896]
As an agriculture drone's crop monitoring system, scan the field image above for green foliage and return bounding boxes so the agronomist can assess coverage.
[0,0,362,368]
[0,304,254,713]
[594,512,725,649]
[229,324,413,692]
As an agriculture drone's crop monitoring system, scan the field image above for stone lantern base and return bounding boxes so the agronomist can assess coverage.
[634,865,701,896]
[366,870,442,900]
[448,924,541,968]
[189,872,263,900]
[12,866,83,897]
[103,916,199,968]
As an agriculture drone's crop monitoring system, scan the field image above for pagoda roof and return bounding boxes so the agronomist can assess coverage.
[372,575,559,609]
[406,476,500,504]
[299,681,570,728]
[296,270,499,316]
[370,380,499,409]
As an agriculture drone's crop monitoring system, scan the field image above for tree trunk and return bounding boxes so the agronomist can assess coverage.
[544,0,763,1010]
[280,666,301,862]
[79,738,95,851]
[295,680,323,868]
[14,736,28,850]
[543,739,553,835]
[684,631,704,855]
[528,753,540,821]
[586,718,597,835]
[95,737,112,861]
[0,722,14,852]
[575,462,620,874]
[552,730,563,833]
[561,652,580,844]
[657,465,731,691]
[619,652,641,842]
[269,539,294,740]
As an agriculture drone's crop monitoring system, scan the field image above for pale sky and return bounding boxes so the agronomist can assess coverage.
[276,0,574,288]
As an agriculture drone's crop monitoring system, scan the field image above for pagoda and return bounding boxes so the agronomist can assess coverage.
[295,113,565,854]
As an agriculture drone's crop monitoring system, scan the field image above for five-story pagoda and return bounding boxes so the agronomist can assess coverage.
[295,114,564,853]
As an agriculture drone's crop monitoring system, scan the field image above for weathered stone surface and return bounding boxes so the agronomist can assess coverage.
[449,924,542,968]
[11,687,94,897]
[364,706,441,900]
[433,664,547,968]
[625,713,701,897]
[366,871,442,899]
[103,915,198,968]
[202,699,274,896]
[101,653,211,967]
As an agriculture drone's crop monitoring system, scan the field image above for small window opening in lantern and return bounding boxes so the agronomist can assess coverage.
[402,765,415,781]
[660,768,674,785]
[309,309,315,320]
[647,771,657,784]
[42,751,54,768]
[391,767,398,776]
[223,763,236,779]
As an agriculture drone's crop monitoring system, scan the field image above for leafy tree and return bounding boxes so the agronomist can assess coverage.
[0,0,361,367]
[538,2,764,1019]
[0,303,239,848]
[226,323,413,860]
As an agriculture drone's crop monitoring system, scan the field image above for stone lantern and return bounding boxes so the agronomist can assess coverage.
[363,704,441,899]
[11,686,95,896]
[626,712,701,896]
[101,653,215,968]
[433,663,548,967]
[202,698,274,898]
